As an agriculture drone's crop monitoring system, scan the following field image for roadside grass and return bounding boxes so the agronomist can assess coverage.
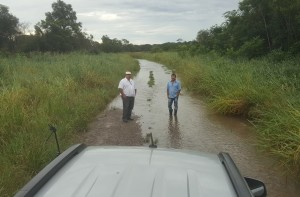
[132,52,300,178]
[255,100,300,174]
[0,52,139,196]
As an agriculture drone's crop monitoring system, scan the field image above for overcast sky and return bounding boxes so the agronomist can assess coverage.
[1,0,240,45]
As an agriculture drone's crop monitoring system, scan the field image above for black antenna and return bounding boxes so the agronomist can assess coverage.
[47,124,61,156]
[148,132,157,148]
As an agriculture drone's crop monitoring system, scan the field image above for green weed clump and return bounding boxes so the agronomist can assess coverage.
[137,51,300,178]
[255,100,300,175]
[147,71,155,87]
[0,52,139,196]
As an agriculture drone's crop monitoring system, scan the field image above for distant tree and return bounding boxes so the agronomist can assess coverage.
[177,38,183,43]
[18,22,30,35]
[194,0,300,57]
[15,35,40,52]
[0,4,20,50]
[111,38,122,52]
[100,35,130,52]
[121,39,135,52]
[238,0,272,51]
[270,0,300,52]
[100,35,113,52]
[137,44,153,52]
[235,36,265,58]
[35,0,87,52]
[196,30,213,52]
[121,39,130,45]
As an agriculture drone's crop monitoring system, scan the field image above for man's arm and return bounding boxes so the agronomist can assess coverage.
[119,88,126,97]
[177,81,181,97]
[167,83,169,98]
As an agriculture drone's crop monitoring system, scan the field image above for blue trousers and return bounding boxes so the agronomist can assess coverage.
[168,97,178,112]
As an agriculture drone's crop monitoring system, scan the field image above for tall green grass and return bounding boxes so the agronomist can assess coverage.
[133,51,300,178]
[0,52,139,196]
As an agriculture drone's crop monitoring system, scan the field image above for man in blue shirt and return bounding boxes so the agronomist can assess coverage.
[167,74,181,116]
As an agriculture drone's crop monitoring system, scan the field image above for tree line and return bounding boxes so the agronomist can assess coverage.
[195,0,300,58]
[0,0,154,53]
[1,0,300,57]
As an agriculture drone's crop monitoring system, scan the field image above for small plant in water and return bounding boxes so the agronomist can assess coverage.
[147,71,155,87]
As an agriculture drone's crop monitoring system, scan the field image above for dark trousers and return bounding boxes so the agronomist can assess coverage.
[122,96,135,120]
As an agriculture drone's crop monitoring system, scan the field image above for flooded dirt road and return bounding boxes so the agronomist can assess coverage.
[106,59,299,197]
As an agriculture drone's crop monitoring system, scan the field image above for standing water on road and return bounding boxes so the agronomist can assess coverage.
[109,59,299,197]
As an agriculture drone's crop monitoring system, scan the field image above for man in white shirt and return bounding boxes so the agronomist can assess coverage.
[118,71,137,122]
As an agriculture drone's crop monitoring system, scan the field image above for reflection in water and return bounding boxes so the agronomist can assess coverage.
[168,115,181,148]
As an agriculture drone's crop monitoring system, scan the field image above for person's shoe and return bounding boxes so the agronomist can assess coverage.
[128,117,134,121]
[123,119,128,123]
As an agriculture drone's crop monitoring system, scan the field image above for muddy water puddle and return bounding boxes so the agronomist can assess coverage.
[109,59,299,197]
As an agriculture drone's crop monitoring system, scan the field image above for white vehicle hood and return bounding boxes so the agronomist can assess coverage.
[35,146,236,197]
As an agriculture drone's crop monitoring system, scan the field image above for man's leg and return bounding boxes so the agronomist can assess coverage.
[122,97,129,122]
[168,98,174,115]
[174,97,178,116]
[128,97,135,120]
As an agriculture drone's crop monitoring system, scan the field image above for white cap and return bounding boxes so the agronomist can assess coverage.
[125,71,131,75]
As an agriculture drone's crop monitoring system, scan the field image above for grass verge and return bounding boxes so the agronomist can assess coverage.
[0,52,139,196]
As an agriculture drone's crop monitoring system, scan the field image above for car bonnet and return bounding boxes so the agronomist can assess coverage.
[34,146,236,197]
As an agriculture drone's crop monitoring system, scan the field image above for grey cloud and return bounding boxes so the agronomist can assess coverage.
[2,0,240,44]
